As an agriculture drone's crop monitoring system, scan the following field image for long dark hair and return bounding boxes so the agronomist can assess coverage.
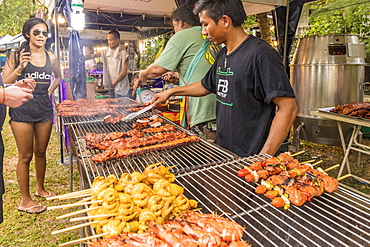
[193,0,246,27]
[14,17,49,67]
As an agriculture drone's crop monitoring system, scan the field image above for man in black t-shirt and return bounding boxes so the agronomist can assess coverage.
[151,0,298,157]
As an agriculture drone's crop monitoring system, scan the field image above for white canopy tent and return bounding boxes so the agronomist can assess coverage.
[47,0,287,41]
[0,35,15,50]
[83,0,287,16]
[0,34,26,50]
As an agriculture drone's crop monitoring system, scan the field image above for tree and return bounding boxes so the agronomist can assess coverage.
[0,0,39,36]
[302,0,370,63]
[139,35,169,69]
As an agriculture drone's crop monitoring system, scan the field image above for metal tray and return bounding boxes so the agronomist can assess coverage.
[318,107,363,120]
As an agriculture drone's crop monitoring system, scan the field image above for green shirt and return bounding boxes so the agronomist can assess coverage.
[155,28,218,127]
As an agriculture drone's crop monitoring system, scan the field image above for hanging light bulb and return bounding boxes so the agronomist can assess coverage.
[71,0,85,30]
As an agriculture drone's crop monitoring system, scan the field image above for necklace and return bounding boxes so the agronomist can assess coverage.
[224,34,250,68]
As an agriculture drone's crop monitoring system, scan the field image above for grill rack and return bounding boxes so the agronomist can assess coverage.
[67,113,237,186]
[176,157,370,247]
[61,97,140,125]
[62,98,370,246]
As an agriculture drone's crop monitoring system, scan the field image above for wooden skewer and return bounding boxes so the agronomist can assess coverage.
[74,196,94,204]
[56,193,92,200]
[59,233,108,247]
[337,174,352,181]
[312,160,323,166]
[57,190,91,198]
[292,150,305,156]
[47,200,103,211]
[324,164,340,172]
[300,159,315,165]
[47,189,91,200]
[70,213,118,222]
[52,221,99,235]
[56,207,99,220]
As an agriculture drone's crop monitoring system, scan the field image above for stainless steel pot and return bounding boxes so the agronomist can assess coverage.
[290,34,366,145]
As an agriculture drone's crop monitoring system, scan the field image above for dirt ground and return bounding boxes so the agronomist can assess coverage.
[290,138,370,194]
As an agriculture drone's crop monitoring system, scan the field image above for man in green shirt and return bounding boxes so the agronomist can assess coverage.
[135,3,219,141]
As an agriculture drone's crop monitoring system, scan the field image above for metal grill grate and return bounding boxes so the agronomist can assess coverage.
[60,97,139,125]
[67,114,237,186]
[176,157,370,247]
[63,99,370,246]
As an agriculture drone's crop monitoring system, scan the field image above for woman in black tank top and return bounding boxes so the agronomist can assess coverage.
[2,18,61,214]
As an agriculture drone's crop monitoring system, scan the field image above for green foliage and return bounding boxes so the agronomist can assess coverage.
[242,15,258,34]
[0,0,39,36]
[302,0,370,62]
[139,36,168,69]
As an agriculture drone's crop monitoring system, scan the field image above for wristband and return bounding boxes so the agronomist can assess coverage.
[14,71,21,76]
[0,86,5,104]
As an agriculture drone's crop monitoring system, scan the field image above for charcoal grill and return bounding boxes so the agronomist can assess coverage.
[61,97,139,125]
[176,156,370,247]
[67,113,237,187]
[61,98,370,247]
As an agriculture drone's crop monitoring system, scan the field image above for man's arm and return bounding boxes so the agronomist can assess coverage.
[138,64,169,82]
[132,64,169,97]
[112,59,129,87]
[151,81,211,106]
[84,52,101,60]
[259,97,298,156]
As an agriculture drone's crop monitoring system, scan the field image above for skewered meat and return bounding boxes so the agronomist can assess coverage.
[125,105,151,113]
[84,130,144,144]
[103,115,127,124]
[141,124,176,133]
[133,115,163,129]
[89,211,250,247]
[89,131,188,151]
[57,99,147,118]
[91,136,199,162]
[239,153,339,208]
[330,101,370,116]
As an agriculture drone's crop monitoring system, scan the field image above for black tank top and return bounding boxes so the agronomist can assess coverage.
[9,50,53,123]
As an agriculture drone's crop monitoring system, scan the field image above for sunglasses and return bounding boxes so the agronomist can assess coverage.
[32,29,49,37]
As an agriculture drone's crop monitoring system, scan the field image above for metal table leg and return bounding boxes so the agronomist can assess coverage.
[69,147,74,192]
[337,124,370,186]
[337,125,359,178]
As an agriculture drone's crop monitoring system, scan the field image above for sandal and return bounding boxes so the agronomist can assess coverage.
[34,191,57,199]
[18,204,47,214]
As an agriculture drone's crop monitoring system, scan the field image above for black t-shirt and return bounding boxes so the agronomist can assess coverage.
[201,35,295,157]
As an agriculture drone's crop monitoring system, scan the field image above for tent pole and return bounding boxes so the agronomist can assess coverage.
[282,0,291,67]
[53,4,64,165]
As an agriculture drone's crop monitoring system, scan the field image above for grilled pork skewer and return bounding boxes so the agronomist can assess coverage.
[255,165,339,208]
[239,153,314,182]
[91,135,199,162]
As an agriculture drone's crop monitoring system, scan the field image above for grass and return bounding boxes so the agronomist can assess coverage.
[0,116,81,247]
[298,139,370,194]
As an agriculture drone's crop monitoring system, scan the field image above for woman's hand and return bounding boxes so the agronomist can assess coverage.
[17,49,31,71]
